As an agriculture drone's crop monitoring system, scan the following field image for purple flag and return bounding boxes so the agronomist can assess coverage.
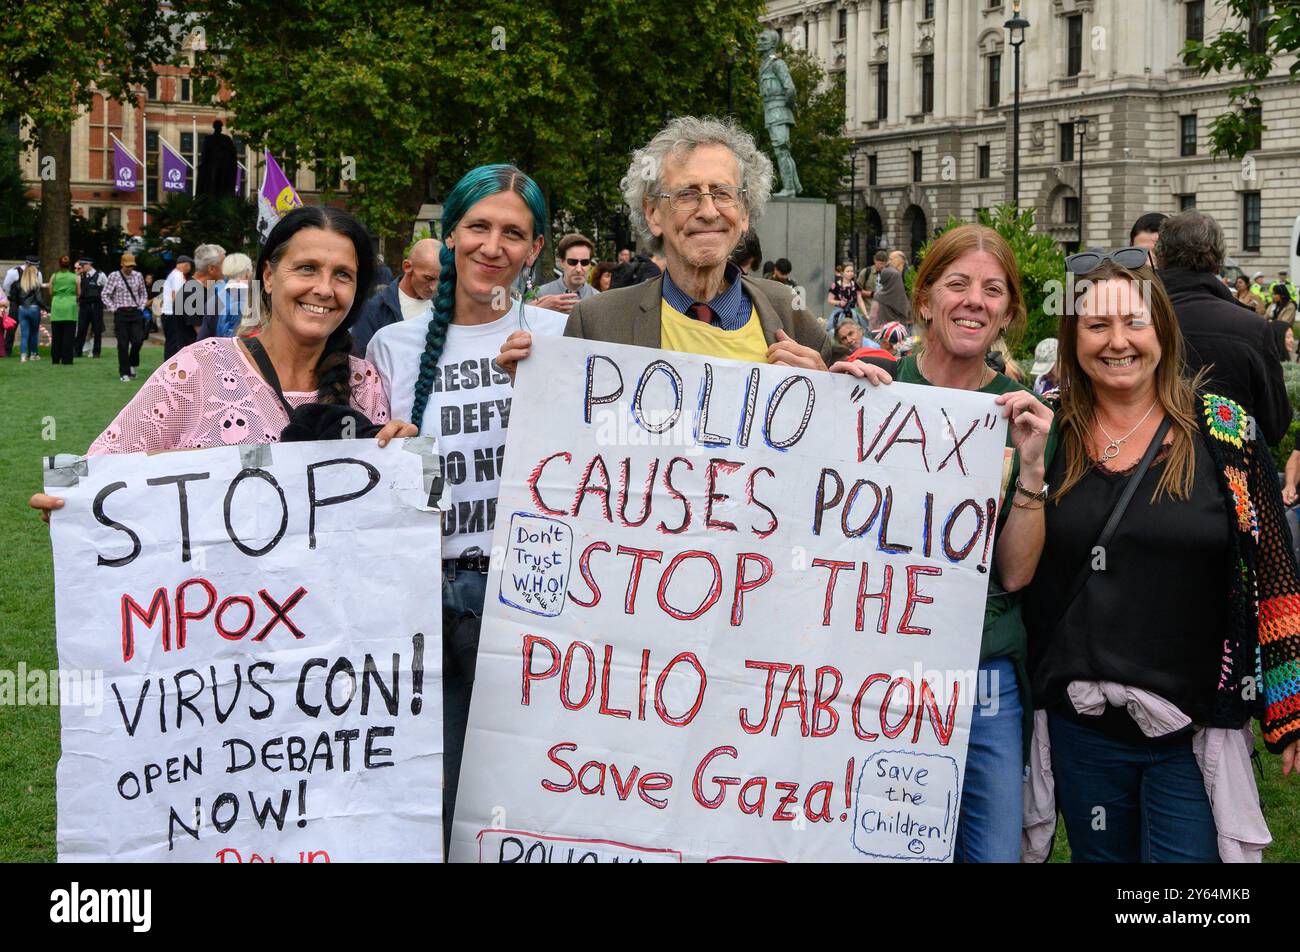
[160,139,190,193]
[111,136,140,191]
[257,150,303,239]
[235,162,244,196]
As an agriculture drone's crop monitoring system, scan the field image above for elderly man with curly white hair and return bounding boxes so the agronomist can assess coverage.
[500,116,842,373]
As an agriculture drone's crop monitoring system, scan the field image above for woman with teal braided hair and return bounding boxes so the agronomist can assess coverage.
[366,165,567,844]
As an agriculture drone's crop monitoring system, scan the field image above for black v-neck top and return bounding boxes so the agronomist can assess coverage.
[1023,431,1232,730]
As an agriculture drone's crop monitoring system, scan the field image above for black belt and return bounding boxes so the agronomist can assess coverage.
[443,555,491,575]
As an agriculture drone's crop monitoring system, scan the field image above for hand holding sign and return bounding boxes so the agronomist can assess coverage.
[451,337,1008,863]
[994,389,1052,474]
[48,439,444,862]
[766,328,827,371]
[497,329,532,383]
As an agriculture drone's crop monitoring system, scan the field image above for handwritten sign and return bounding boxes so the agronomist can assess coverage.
[48,439,443,862]
[449,337,1008,863]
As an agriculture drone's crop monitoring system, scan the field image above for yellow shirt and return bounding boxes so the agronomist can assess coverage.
[658,299,769,362]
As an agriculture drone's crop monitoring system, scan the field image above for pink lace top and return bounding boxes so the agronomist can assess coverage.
[87,337,391,455]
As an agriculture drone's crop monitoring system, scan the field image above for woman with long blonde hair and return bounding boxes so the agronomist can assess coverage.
[12,262,46,361]
[1023,248,1300,862]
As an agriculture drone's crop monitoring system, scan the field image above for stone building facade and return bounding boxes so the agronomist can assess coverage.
[762,0,1300,272]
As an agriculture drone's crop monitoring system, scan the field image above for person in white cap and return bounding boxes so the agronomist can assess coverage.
[1251,271,1268,300]
[1030,336,1059,399]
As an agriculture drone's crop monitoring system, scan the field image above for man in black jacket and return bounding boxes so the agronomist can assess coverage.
[350,237,441,353]
[1155,210,1290,446]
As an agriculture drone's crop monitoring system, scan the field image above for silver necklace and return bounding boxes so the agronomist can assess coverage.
[1094,401,1158,461]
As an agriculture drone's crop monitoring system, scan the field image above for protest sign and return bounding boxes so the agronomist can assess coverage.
[450,337,1009,863]
[48,439,443,862]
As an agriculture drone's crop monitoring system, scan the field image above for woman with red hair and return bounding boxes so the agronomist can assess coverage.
[839,223,1054,862]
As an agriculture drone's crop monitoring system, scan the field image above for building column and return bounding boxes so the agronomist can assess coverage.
[1030,6,1050,92]
[1097,0,1116,82]
[857,0,872,126]
[818,5,832,72]
[898,0,916,119]
[887,0,902,123]
[946,0,964,118]
[933,0,949,120]
[959,0,973,117]
[845,2,859,128]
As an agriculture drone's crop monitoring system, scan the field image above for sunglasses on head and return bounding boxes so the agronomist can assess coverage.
[1065,246,1150,275]
[564,257,592,267]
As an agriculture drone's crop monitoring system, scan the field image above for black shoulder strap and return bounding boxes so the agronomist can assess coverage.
[1054,415,1174,625]
[243,337,297,419]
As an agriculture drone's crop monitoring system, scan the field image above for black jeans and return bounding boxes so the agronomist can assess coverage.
[162,313,185,359]
[76,300,104,356]
[50,322,77,364]
[114,311,144,376]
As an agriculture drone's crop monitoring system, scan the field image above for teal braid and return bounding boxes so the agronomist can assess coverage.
[410,243,458,431]
[408,163,549,433]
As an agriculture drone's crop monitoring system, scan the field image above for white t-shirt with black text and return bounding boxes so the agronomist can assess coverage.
[367,302,567,559]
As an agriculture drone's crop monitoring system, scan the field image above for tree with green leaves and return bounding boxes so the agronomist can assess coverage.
[141,193,260,259]
[1183,0,1300,158]
[0,3,174,271]
[188,0,767,264]
[0,129,39,260]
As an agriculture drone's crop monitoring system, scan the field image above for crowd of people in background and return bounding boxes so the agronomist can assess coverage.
[2,240,254,376]
[11,218,1290,388]
[18,113,1300,864]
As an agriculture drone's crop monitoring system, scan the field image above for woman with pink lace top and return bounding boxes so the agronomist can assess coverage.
[30,207,417,521]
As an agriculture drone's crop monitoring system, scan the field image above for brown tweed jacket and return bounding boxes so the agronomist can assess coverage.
[562,272,844,364]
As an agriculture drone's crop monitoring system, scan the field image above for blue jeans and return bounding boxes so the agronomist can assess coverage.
[18,305,40,356]
[954,657,1024,863]
[441,563,487,849]
[1048,710,1218,863]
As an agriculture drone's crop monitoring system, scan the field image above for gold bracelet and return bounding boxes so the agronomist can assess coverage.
[1012,498,1044,511]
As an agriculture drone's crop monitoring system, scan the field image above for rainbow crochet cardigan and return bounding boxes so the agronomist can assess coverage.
[1199,393,1300,753]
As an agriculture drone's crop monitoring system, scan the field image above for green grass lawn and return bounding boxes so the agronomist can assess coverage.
[1,341,1298,862]
[0,342,162,862]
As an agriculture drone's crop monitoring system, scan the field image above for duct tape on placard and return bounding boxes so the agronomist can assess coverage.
[239,443,274,469]
[401,436,446,511]
[44,454,88,488]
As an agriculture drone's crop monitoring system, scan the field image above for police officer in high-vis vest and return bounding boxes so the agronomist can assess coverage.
[1251,271,1269,301]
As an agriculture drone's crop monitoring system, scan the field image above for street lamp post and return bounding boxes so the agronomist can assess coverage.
[849,148,858,269]
[1005,0,1030,209]
[1076,115,1090,252]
